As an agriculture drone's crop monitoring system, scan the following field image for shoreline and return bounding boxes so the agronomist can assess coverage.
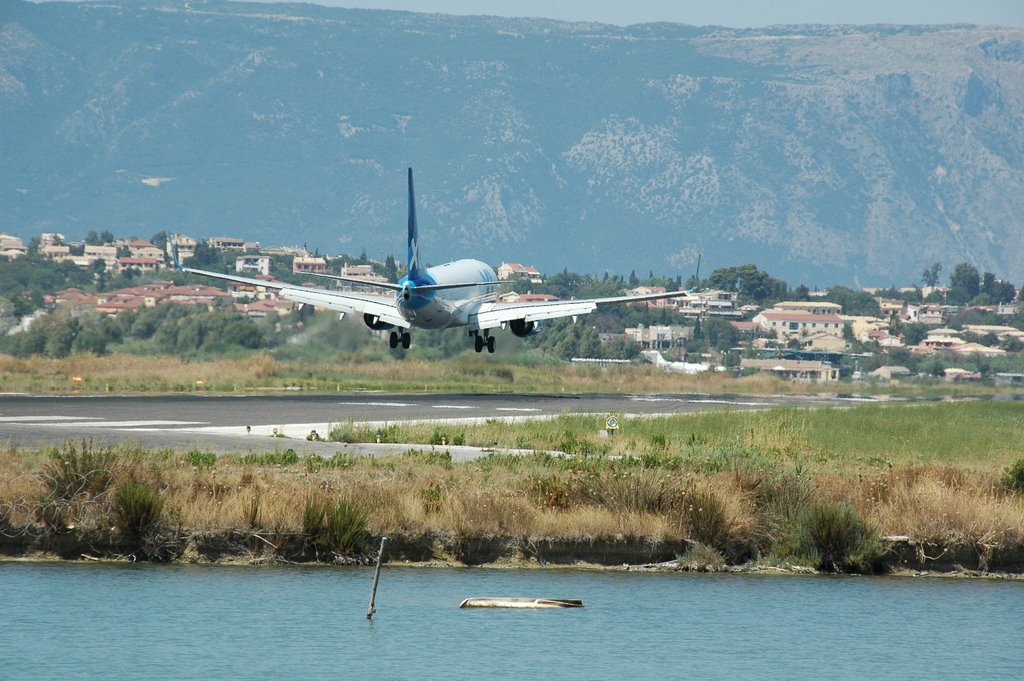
[2,531,1022,578]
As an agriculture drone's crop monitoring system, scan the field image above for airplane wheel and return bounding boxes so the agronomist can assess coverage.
[487,336,496,353]
[401,332,411,349]
[389,331,399,349]
[474,334,484,353]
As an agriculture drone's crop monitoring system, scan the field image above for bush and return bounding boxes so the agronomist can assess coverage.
[113,480,165,539]
[589,468,667,513]
[40,440,117,503]
[37,440,119,531]
[242,449,299,466]
[680,489,732,553]
[184,449,217,468]
[801,502,884,573]
[677,543,727,572]
[1002,459,1024,493]
[303,496,368,555]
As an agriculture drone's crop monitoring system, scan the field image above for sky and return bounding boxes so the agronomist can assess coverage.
[254,0,1023,28]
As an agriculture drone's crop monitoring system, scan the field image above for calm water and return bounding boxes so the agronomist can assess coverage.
[1,563,1021,680]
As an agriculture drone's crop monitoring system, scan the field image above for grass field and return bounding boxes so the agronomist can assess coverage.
[2,401,1022,571]
[0,351,1013,397]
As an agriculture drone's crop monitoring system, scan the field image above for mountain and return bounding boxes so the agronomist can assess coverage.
[2,0,1023,286]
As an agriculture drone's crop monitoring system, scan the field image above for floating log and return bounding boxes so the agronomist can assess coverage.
[459,597,583,609]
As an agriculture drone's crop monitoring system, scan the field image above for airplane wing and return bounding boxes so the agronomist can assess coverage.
[471,289,690,331]
[175,264,409,328]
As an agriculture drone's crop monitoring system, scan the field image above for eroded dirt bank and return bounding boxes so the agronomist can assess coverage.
[3,530,1022,577]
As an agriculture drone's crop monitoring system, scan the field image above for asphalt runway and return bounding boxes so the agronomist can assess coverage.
[0,391,865,460]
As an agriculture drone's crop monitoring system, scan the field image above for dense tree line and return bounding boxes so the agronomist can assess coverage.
[0,304,265,359]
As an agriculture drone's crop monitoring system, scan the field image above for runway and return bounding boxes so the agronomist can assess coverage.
[0,391,866,460]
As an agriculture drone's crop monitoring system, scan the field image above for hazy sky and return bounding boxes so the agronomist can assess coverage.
[253,0,1023,28]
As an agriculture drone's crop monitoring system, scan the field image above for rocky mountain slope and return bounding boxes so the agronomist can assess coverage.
[2,1,1022,285]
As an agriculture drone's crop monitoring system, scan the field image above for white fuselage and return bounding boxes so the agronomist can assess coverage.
[396,259,498,329]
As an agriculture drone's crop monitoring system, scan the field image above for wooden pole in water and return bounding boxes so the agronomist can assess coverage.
[366,536,388,620]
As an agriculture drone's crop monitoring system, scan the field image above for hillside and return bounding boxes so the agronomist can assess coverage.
[2,1,1023,285]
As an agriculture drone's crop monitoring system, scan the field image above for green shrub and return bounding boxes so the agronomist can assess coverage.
[184,449,217,468]
[242,449,299,466]
[41,440,118,502]
[113,480,165,539]
[1002,459,1024,493]
[303,496,368,555]
[801,502,884,573]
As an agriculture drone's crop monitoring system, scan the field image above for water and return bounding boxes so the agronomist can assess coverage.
[2,563,1021,680]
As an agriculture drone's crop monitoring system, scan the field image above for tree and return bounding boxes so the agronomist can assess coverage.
[921,262,942,288]
[902,323,929,346]
[948,262,980,304]
[703,318,739,352]
[705,264,788,305]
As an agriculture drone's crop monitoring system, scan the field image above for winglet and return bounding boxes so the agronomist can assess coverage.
[407,168,424,279]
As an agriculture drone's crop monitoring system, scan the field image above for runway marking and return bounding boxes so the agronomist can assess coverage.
[495,408,541,412]
[0,415,104,422]
[336,401,414,408]
[46,420,208,428]
[431,405,475,410]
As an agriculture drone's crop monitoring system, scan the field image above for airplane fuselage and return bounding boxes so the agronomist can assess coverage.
[396,258,498,329]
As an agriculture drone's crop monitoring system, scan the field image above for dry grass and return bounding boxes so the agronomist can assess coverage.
[4,442,1022,563]
[0,351,814,395]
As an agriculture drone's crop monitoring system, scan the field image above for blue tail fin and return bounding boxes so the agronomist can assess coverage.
[407,167,424,280]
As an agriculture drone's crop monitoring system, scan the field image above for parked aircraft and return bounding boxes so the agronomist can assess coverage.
[173,169,691,353]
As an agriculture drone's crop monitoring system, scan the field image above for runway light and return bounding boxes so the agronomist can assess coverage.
[71,375,84,383]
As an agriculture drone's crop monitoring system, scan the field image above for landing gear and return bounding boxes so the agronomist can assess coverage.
[472,331,496,354]
[389,330,411,349]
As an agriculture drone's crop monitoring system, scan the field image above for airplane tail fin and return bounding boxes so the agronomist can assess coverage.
[407,167,425,280]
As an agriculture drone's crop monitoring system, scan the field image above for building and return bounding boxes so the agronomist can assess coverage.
[624,325,691,349]
[234,299,297,318]
[83,245,118,270]
[168,234,197,260]
[0,233,27,259]
[740,358,839,383]
[625,286,673,308]
[40,244,71,261]
[338,263,389,289]
[125,239,164,260]
[497,262,543,283]
[236,255,272,276]
[677,290,741,318]
[498,292,559,304]
[117,257,163,273]
[209,236,246,251]
[841,315,888,343]
[868,366,912,383]
[292,256,327,274]
[752,310,845,341]
[771,301,843,316]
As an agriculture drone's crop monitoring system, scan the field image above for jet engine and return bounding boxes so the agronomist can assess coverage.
[363,313,394,331]
[508,318,541,337]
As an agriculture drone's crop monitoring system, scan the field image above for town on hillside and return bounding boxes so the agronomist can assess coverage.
[1,230,1022,385]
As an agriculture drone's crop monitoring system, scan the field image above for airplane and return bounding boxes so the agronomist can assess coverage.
[173,168,692,353]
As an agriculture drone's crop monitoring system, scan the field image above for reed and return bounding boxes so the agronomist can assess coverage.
[2,432,1023,568]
